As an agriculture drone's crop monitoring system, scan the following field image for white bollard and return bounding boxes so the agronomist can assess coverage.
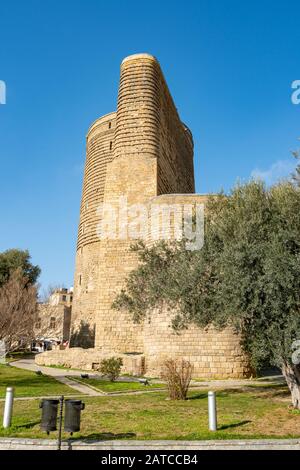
[3,387,14,428]
[208,391,217,431]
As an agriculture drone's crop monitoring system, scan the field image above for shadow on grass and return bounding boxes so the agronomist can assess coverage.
[187,393,208,400]
[188,389,249,400]
[213,389,246,397]
[269,389,290,399]
[213,387,283,397]
[242,383,290,399]
[14,421,40,430]
[246,382,286,391]
[77,432,136,441]
[256,367,282,379]
[218,420,251,430]
[257,376,285,384]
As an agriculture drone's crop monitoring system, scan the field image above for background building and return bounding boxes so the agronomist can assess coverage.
[34,288,72,349]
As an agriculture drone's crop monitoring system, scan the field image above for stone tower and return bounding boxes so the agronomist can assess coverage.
[37,54,251,378]
[71,53,195,350]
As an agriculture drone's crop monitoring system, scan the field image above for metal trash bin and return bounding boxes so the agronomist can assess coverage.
[40,399,59,433]
[64,400,85,433]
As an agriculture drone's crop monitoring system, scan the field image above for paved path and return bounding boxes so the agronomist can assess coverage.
[10,358,88,377]
[9,358,285,399]
[10,359,103,396]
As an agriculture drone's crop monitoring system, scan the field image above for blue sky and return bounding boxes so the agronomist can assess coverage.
[0,0,300,290]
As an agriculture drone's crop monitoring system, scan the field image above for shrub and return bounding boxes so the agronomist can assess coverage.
[161,358,193,400]
[99,356,123,381]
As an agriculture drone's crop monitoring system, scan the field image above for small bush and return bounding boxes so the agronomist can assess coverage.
[99,356,123,381]
[161,358,193,400]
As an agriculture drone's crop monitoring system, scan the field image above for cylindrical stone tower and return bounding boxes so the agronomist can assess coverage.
[70,112,116,347]
[71,53,196,352]
[92,54,163,353]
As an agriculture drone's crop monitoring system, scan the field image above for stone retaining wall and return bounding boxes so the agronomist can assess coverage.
[1,438,300,450]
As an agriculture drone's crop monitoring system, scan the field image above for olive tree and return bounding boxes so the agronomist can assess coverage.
[114,181,300,408]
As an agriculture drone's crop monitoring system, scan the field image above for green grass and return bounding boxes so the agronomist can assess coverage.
[46,364,88,372]
[2,351,35,363]
[0,364,77,398]
[71,376,165,393]
[0,383,299,440]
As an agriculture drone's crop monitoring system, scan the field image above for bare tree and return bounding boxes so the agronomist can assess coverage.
[161,358,193,400]
[0,269,38,356]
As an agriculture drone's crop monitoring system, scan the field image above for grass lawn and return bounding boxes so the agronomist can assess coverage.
[0,365,76,398]
[0,383,299,440]
[5,352,35,362]
[71,376,165,393]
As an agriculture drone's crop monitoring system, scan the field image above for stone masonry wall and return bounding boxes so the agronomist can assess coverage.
[35,348,145,376]
[143,310,250,379]
[156,71,194,195]
[142,193,250,378]
[70,113,116,346]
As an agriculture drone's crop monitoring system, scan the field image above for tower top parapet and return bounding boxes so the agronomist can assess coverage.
[121,53,157,64]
